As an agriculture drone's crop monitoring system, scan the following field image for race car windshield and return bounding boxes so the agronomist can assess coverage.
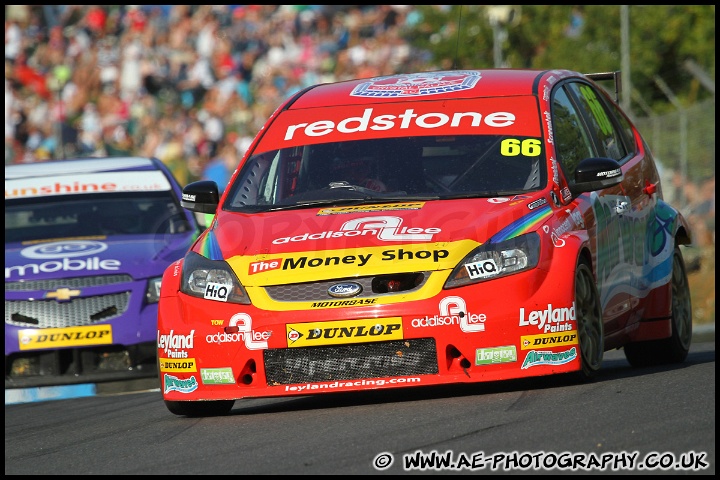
[5,192,192,243]
[224,135,546,211]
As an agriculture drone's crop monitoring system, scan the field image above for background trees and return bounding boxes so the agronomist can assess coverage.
[405,5,715,114]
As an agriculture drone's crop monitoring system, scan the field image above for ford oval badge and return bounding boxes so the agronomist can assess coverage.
[328,282,363,298]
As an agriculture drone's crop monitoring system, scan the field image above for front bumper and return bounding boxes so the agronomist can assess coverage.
[5,285,160,388]
[159,268,582,402]
[5,341,158,388]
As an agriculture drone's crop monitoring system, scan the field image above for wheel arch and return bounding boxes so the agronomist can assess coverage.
[540,230,596,299]
[658,199,693,246]
[547,229,594,273]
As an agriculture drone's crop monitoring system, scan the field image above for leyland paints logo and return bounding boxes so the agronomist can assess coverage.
[350,71,482,97]
[272,215,440,245]
[157,329,194,359]
[519,303,576,333]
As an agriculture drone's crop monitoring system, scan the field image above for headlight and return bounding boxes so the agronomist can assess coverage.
[145,276,162,304]
[444,232,540,289]
[180,251,251,304]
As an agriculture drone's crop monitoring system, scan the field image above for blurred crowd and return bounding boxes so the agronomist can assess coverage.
[5,5,714,251]
[5,4,427,189]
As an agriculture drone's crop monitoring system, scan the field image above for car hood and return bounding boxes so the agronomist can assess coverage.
[203,197,551,286]
[5,234,195,283]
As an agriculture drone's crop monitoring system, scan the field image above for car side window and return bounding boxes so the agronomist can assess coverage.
[551,87,595,187]
[566,81,629,161]
[605,100,636,159]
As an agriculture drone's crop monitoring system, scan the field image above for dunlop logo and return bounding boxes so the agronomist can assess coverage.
[287,317,403,348]
[520,330,578,350]
[18,325,113,350]
[159,358,197,372]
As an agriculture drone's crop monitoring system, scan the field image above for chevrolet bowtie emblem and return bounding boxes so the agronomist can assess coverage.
[46,288,81,302]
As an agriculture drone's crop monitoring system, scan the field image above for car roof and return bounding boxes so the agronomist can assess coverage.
[287,69,576,109]
[5,157,161,180]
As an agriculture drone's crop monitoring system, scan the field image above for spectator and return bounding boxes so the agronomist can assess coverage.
[202,141,238,193]
[2,5,422,179]
[5,5,710,265]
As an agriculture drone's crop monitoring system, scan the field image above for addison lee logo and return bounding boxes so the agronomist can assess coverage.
[411,296,486,332]
[272,215,440,244]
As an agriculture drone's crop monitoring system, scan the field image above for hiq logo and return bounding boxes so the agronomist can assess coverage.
[464,258,498,279]
[204,282,230,302]
[21,240,107,259]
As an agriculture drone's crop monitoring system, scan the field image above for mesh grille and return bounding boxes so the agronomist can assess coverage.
[6,293,131,328]
[5,275,133,291]
[265,273,429,302]
[264,338,438,385]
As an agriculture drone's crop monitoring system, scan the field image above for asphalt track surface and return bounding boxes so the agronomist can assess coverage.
[5,328,714,475]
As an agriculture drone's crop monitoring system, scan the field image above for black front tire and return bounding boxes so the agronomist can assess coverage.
[165,399,235,417]
[575,260,604,380]
[624,245,693,367]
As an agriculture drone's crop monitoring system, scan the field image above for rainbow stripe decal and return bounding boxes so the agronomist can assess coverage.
[489,205,552,243]
[196,230,223,260]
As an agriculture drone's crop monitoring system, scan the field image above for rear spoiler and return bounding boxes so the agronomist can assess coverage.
[585,71,621,103]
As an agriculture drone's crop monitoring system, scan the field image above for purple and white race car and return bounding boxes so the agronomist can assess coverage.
[5,157,201,388]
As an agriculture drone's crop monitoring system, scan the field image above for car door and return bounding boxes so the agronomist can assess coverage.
[564,80,658,333]
[551,79,648,336]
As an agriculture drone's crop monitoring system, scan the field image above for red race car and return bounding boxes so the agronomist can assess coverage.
[158,69,693,416]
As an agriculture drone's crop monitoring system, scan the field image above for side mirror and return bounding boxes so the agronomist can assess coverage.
[181,180,219,214]
[570,157,624,195]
